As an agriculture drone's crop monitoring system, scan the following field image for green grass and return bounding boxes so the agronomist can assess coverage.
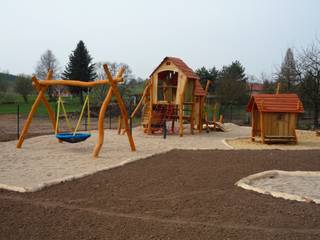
[0,93,83,116]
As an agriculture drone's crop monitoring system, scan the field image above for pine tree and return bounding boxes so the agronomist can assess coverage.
[62,41,97,103]
[216,61,248,105]
[195,66,218,93]
[277,48,298,92]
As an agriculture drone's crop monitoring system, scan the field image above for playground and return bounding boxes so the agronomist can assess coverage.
[0,58,320,240]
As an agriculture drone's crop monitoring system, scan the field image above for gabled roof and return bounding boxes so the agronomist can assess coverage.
[246,94,304,113]
[150,57,199,80]
[194,79,206,96]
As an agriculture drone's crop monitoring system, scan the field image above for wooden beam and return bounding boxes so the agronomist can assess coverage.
[16,71,53,148]
[190,80,196,135]
[147,78,153,134]
[93,64,135,157]
[38,78,123,87]
[130,80,150,118]
[276,82,280,94]
[32,76,59,137]
[260,112,265,144]
[179,79,188,137]
[93,87,113,157]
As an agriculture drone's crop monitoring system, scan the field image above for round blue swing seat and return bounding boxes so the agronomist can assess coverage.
[55,132,91,143]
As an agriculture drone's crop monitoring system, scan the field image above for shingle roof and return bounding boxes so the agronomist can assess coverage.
[194,79,206,96]
[150,57,200,80]
[246,94,304,113]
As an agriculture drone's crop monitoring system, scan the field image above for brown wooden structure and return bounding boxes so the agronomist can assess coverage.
[16,64,136,158]
[246,94,304,143]
[131,57,206,136]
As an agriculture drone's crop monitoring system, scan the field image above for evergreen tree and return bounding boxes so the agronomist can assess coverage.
[215,61,248,106]
[62,40,97,103]
[195,66,218,93]
[277,48,298,92]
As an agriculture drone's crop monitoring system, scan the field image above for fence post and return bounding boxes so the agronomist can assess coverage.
[109,106,112,129]
[17,104,20,139]
[85,114,87,131]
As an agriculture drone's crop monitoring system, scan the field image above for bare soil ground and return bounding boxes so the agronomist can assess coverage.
[1,150,320,240]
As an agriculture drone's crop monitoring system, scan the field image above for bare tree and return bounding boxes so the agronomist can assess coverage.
[35,49,60,101]
[297,42,320,128]
[91,61,133,107]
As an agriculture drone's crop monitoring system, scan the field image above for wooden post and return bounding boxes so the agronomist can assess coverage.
[17,85,46,148]
[198,97,203,132]
[93,65,136,157]
[190,80,196,135]
[16,71,54,148]
[93,87,113,157]
[260,112,265,144]
[251,110,255,141]
[117,116,122,135]
[147,78,153,134]
[130,80,150,119]
[179,79,187,137]
[276,82,281,94]
[32,75,58,136]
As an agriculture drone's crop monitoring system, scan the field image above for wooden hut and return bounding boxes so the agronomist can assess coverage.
[132,57,206,136]
[246,94,304,143]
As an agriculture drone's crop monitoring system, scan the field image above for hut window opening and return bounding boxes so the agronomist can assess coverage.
[157,71,178,103]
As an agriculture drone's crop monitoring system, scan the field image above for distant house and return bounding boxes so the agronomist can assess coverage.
[248,83,264,95]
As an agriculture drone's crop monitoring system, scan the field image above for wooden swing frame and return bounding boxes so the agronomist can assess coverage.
[16,64,136,158]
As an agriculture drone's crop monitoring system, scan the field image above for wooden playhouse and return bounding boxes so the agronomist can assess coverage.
[246,94,304,143]
[131,57,207,136]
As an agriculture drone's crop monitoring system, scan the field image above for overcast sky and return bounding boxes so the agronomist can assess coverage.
[1,0,319,80]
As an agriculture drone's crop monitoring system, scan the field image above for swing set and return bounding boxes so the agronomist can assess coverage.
[54,91,91,143]
[16,64,136,158]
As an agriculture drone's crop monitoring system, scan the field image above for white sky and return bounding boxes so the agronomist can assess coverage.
[1,0,319,79]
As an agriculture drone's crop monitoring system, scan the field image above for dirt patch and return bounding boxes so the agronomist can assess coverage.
[227,130,320,150]
[1,150,320,239]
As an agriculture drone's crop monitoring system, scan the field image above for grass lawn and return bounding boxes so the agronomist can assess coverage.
[0,93,82,116]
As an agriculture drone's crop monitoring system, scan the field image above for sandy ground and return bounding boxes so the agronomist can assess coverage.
[226,130,320,150]
[237,170,320,204]
[0,123,249,192]
[1,150,320,240]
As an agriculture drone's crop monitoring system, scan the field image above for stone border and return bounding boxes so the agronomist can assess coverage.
[236,170,320,204]
[222,137,249,149]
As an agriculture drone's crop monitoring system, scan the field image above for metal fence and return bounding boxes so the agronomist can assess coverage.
[0,102,316,142]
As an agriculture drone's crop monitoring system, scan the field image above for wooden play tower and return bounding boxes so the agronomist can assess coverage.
[131,57,207,136]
